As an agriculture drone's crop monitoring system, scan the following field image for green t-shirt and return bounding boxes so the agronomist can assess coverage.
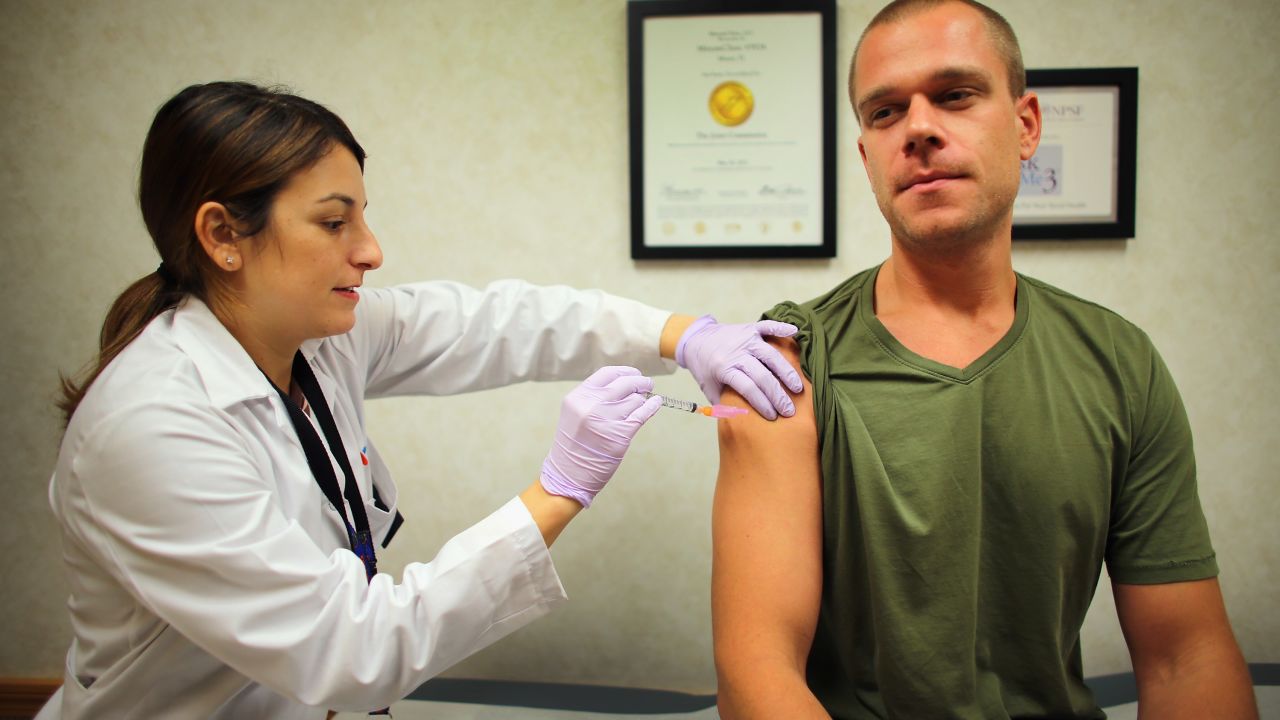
[765,266,1217,719]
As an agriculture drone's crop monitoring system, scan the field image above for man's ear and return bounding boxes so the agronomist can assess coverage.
[193,202,242,272]
[1015,91,1043,161]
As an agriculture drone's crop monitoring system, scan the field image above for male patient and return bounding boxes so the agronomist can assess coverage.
[711,1,1256,718]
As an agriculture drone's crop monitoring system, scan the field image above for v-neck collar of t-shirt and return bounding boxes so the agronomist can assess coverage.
[857,264,1030,384]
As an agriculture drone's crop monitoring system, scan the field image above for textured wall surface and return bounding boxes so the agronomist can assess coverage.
[2,0,1276,692]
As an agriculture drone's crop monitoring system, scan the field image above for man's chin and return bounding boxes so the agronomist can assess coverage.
[889,201,1013,252]
[893,213,979,246]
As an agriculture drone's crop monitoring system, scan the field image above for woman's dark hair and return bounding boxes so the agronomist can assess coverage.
[58,81,365,424]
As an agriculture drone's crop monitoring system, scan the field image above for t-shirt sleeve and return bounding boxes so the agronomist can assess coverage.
[764,301,804,322]
[763,300,822,380]
[1105,336,1218,584]
[763,301,811,340]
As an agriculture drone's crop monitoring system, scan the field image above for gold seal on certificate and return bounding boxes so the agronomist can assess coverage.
[708,81,754,127]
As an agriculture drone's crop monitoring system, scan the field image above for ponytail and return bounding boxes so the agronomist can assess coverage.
[57,270,185,425]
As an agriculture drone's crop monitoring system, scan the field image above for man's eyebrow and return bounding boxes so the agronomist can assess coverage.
[855,85,895,117]
[856,65,994,115]
[930,65,993,89]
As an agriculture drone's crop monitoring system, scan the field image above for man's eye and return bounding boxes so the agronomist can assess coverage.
[941,90,974,104]
[869,107,897,124]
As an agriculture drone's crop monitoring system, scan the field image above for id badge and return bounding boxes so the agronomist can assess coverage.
[348,530,389,715]
[350,529,378,582]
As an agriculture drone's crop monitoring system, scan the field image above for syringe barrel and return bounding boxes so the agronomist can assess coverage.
[644,392,698,413]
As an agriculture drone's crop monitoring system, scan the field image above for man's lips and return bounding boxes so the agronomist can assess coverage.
[899,172,965,193]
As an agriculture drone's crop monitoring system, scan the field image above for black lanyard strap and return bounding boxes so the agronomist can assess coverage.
[263,352,378,581]
[266,353,395,714]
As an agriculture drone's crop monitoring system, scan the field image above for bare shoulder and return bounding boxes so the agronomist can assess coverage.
[714,334,821,530]
[718,336,817,458]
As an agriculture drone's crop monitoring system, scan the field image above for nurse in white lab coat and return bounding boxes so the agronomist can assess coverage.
[42,82,802,719]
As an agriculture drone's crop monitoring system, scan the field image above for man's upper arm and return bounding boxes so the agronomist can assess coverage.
[712,337,825,705]
[1113,578,1257,718]
[1114,578,1234,667]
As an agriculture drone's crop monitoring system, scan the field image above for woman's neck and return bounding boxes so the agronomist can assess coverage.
[252,347,296,393]
[210,296,299,391]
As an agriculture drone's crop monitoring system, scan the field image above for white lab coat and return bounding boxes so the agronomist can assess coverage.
[42,279,675,719]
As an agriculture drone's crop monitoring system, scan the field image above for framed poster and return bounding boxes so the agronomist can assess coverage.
[627,0,837,259]
[1013,67,1138,240]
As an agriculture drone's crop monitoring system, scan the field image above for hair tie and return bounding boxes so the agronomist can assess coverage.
[155,262,177,286]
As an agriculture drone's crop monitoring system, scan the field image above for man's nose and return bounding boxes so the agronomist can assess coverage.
[902,96,945,155]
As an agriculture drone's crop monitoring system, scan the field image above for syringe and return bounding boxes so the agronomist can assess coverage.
[644,393,749,419]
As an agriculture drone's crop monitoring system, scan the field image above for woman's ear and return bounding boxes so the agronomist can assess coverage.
[193,202,243,272]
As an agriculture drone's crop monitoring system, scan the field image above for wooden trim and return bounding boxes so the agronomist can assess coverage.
[0,678,61,717]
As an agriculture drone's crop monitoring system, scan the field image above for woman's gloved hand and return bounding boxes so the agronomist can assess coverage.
[676,315,804,420]
[540,366,663,508]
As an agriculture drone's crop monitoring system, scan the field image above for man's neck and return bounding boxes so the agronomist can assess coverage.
[877,240,1016,317]
[872,238,1018,369]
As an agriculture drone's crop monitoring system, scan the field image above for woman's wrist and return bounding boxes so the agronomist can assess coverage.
[659,313,698,360]
[519,480,584,548]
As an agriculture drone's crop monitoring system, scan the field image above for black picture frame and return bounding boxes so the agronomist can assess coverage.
[1013,67,1138,240]
[627,0,837,259]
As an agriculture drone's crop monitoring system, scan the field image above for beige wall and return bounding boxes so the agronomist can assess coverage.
[2,0,1276,691]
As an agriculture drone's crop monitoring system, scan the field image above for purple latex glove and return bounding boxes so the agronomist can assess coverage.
[676,315,804,420]
[540,366,664,508]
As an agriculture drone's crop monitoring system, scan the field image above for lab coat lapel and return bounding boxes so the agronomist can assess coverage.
[170,298,302,452]
[169,297,277,410]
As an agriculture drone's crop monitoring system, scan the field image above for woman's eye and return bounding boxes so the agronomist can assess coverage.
[322,220,346,232]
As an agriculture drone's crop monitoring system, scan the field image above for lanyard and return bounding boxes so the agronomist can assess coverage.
[265,352,378,582]
[266,352,396,714]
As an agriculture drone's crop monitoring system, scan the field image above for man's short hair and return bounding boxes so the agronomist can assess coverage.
[849,0,1026,124]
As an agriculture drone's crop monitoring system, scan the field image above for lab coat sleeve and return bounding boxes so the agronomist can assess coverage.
[64,398,566,711]
[350,280,677,398]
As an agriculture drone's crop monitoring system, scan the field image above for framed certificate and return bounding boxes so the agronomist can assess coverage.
[627,0,837,259]
[1013,67,1138,240]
